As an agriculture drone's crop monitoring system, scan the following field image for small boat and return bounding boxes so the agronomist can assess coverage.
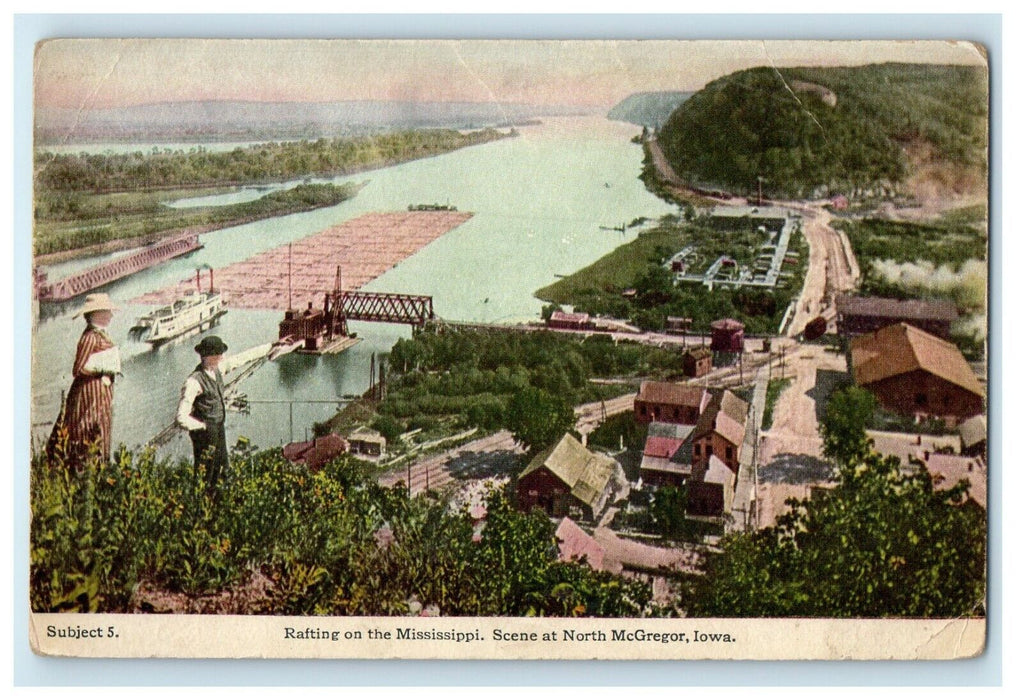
[130,268,227,345]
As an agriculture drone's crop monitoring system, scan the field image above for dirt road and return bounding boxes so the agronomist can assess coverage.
[786,205,859,337]
[759,344,848,463]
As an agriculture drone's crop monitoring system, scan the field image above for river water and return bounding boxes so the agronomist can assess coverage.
[32,116,676,459]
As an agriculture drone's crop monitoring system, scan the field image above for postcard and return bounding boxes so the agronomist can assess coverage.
[28,38,989,660]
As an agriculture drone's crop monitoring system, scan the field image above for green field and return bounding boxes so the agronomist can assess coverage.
[34,182,362,257]
[536,215,807,335]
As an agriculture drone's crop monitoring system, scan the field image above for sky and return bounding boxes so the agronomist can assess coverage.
[34,38,987,110]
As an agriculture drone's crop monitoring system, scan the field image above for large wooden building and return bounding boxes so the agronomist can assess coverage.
[836,295,958,339]
[851,323,984,425]
[517,434,625,522]
[634,381,710,425]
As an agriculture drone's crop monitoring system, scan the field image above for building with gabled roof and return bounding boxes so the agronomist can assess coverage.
[283,433,348,472]
[634,381,710,425]
[682,346,713,378]
[517,433,626,521]
[690,388,749,475]
[348,426,387,458]
[836,295,959,339]
[547,310,593,331]
[851,323,984,424]
[639,422,696,487]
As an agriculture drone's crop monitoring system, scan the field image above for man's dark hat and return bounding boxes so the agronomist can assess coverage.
[195,335,228,356]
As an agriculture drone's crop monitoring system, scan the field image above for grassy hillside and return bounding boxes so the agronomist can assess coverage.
[658,64,987,199]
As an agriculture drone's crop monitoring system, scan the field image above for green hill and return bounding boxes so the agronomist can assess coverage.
[607,91,694,128]
[657,64,987,199]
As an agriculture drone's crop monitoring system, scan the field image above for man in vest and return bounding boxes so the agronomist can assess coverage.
[176,335,232,495]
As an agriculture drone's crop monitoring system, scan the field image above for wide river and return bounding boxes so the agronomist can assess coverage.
[31,116,676,459]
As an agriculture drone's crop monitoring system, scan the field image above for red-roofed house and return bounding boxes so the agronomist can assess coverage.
[639,423,695,488]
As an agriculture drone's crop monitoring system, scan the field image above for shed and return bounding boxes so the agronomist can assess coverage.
[682,346,713,378]
[348,426,387,458]
[665,316,693,335]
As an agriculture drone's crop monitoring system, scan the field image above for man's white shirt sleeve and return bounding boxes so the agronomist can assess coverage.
[176,376,206,431]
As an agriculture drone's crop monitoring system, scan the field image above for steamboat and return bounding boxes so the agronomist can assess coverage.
[129,268,227,345]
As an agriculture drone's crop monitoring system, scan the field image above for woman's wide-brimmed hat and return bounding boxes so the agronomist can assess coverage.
[195,335,228,357]
[73,293,119,318]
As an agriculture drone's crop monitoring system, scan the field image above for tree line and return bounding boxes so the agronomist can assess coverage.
[35,128,510,194]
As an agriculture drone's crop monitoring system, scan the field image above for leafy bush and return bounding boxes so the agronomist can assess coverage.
[31,445,653,617]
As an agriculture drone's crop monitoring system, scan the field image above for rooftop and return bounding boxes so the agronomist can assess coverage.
[709,205,791,221]
[916,451,986,509]
[643,436,689,459]
[549,310,591,323]
[710,318,745,332]
[554,517,606,570]
[837,295,959,322]
[520,434,617,512]
[693,388,749,448]
[959,414,987,448]
[851,323,984,397]
[636,381,709,409]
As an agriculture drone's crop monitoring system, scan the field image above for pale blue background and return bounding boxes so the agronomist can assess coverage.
[13,13,1002,687]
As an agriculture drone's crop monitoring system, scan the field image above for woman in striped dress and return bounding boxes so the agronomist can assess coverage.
[48,293,120,467]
